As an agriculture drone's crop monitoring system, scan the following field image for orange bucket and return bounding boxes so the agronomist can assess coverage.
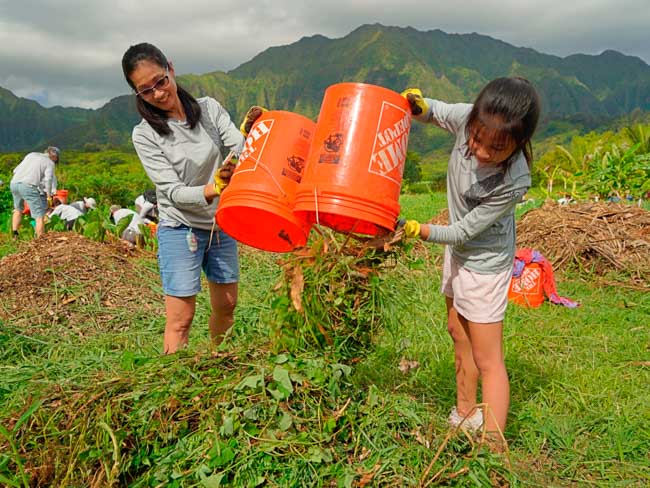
[55,189,69,203]
[293,82,412,235]
[216,110,315,252]
[508,263,545,308]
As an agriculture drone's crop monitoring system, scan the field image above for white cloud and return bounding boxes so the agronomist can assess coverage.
[0,0,648,108]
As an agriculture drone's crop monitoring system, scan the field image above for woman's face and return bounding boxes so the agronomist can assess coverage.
[468,117,517,165]
[129,59,179,112]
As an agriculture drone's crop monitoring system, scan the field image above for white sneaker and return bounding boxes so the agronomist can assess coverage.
[448,406,483,432]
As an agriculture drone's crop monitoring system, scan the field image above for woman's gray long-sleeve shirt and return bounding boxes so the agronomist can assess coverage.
[416,99,531,274]
[132,97,245,231]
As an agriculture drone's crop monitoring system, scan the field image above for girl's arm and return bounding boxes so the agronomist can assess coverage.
[419,188,527,245]
[414,98,472,135]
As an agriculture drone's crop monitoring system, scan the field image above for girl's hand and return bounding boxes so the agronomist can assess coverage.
[397,218,422,238]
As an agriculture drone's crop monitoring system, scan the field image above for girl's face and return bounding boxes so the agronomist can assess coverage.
[129,59,179,113]
[468,118,517,165]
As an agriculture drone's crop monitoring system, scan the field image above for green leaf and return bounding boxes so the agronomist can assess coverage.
[234,373,264,391]
[201,473,225,488]
[274,353,289,364]
[272,366,293,395]
[220,415,234,437]
[278,412,293,431]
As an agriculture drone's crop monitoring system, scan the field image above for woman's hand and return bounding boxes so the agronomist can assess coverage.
[240,106,267,136]
[400,88,429,116]
[205,160,237,201]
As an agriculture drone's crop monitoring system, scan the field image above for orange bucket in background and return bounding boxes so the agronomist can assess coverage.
[55,189,69,203]
[508,263,545,308]
[216,110,315,252]
[293,82,412,235]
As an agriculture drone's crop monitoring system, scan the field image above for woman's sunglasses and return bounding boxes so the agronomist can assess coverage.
[136,70,170,98]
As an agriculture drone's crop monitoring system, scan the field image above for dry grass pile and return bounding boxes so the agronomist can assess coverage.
[516,201,649,288]
[0,232,163,333]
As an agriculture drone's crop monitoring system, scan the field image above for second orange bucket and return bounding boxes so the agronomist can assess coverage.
[508,263,545,308]
[216,111,315,252]
[294,83,412,235]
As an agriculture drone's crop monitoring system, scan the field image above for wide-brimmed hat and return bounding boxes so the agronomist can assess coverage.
[83,197,97,209]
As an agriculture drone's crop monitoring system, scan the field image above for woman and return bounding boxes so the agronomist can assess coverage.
[122,43,244,353]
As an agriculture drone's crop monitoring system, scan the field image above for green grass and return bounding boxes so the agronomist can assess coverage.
[0,194,648,486]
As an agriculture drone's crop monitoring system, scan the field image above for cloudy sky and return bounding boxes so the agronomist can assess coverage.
[1,0,648,109]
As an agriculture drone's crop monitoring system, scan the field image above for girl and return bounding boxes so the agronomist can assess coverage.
[122,43,245,354]
[400,77,541,440]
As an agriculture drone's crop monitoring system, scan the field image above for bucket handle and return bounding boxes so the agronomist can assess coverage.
[314,186,320,226]
[239,154,290,201]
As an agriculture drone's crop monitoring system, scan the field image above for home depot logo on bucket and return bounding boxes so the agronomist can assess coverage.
[508,263,544,308]
[217,110,315,253]
[239,118,273,163]
[368,104,411,184]
[294,82,412,235]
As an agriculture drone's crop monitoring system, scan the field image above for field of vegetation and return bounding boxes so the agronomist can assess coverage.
[0,122,648,486]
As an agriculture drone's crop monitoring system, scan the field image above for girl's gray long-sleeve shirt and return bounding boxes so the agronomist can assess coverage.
[132,97,245,231]
[416,99,531,274]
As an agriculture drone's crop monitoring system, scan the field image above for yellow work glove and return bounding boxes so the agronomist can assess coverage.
[404,220,421,238]
[240,105,268,136]
[400,88,429,116]
[47,196,53,207]
[213,175,228,196]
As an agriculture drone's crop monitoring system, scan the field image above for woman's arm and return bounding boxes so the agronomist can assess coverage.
[206,98,246,155]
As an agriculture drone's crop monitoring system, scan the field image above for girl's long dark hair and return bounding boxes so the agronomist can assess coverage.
[465,77,541,166]
[121,42,201,136]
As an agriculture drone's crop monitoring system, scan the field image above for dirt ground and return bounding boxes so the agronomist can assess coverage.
[0,232,163,334]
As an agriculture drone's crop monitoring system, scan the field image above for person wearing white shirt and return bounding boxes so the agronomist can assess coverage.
[49,202,84,230]
[69,197,97,214]
[110,205,146,245]
[134,190,157,222]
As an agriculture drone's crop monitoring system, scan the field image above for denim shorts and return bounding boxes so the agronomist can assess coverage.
[157,225,239,297]
[10,181,47,218]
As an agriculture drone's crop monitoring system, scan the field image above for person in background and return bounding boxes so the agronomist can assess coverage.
[10,146,61,238]
[399,78,541,447]
[134,189,158,222]
[48,200,84,230]
[122,42,249,354]
[69,197,97,214]
[110,204,146,245]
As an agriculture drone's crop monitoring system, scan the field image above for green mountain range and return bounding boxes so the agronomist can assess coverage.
[1,24,649,153]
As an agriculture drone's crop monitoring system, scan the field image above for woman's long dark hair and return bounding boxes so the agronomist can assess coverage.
[465,77,541,166]
[122,43,201,136]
